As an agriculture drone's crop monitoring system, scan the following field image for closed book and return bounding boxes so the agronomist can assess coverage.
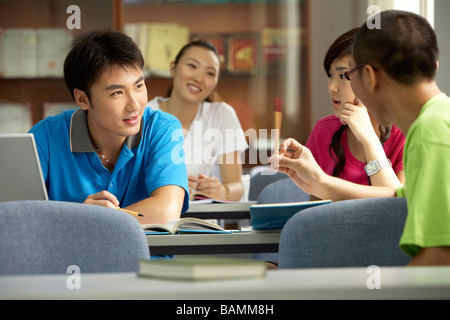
[138,257,267,280]
[0,103,32,134]
[36,29,72,77]
[0,28,37,78]
[145,23,189,77]
[250,200,332,230]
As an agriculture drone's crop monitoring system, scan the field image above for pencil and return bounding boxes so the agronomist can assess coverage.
[273,98,283,156]
[119,208,144,217]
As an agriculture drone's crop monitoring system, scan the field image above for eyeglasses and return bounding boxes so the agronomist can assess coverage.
[344,63,367,81]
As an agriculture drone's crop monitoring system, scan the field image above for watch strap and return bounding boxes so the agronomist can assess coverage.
[377,159,391,167]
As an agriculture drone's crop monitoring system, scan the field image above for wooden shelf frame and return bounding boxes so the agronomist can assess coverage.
[0,0,311,164]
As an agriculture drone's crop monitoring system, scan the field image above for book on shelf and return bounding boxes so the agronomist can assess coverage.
[142,217,232,234]
[0,103,33,134]
[124,22,189,77]
[138,256,267,281]
[36,29,73,77]
[0,28,72,78]
[42,102,77,118]
[146,23,189,77]
[227,34,259,74]
[250,200,332,231]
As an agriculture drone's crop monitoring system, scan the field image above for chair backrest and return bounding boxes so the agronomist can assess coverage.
[248,168,288,201]
[278,197,411,268]
[257,178,310,204]
[0,200,150,275]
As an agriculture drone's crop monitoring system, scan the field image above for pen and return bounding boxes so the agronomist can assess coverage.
[273,98,283,156]
[118,208,144,217]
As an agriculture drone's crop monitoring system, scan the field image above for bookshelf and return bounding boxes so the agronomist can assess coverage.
[0,0,310,167]
[121,0,311,167]
[0,0,116,124]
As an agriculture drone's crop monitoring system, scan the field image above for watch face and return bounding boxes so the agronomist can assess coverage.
[367,162,378,172]
[365,161,381,175]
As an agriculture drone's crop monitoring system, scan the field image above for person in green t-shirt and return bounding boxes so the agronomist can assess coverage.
[272,10,450,265]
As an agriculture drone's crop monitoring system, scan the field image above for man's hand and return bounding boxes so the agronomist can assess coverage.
[83,190,120,209]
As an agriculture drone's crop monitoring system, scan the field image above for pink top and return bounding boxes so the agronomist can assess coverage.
[305,115,405,185]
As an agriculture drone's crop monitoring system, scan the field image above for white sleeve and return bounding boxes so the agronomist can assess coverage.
[214,102,248,157]
[146,97,165,110]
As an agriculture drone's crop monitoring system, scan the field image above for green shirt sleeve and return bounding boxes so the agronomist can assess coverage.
[396,184,406,198]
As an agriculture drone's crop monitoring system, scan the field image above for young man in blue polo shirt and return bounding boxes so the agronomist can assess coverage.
[29,30,189,224]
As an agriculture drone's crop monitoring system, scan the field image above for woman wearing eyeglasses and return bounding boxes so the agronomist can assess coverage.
[304,28,405,196]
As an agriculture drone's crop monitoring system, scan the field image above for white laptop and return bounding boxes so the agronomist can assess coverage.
[0,133,49,202]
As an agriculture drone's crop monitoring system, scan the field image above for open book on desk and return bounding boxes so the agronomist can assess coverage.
[250,200,332,231]
[142,217,232,235]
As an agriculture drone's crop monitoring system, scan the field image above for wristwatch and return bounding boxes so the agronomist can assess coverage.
[364,159,392,176]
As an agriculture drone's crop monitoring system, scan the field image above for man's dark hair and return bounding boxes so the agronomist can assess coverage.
[353,10,439,85]
[64,30,144,99]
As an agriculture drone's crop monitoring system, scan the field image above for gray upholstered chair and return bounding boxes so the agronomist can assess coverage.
[257,178,310,204]
[278,197,411,268]
[248,167,287,201]
[0,200,150,275]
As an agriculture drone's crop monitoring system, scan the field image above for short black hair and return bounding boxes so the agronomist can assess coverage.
[64,30,144,99]
[353,10,439,85]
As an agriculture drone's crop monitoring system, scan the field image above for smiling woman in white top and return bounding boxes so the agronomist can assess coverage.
[147,40,248,201]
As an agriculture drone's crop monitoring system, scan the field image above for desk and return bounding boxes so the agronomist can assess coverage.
[147,231,280,255]
[1,267,450,300]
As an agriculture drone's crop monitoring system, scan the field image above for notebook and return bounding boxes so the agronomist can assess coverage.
[0,133,49,202]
